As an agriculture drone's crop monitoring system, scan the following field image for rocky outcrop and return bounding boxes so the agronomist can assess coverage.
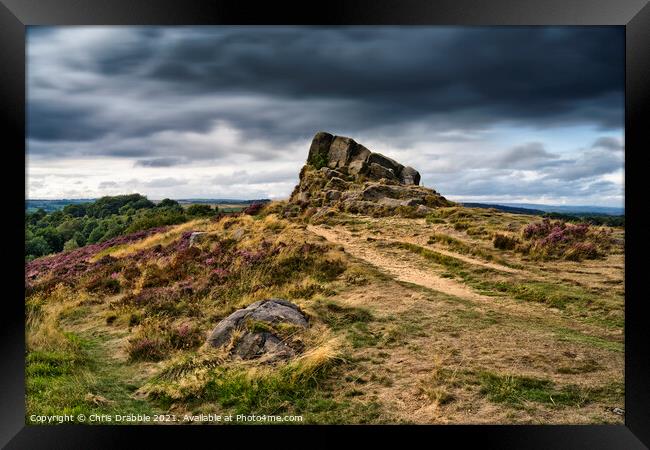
[306,131,419,185]
[290,132,452,218]
[207,298,308,361]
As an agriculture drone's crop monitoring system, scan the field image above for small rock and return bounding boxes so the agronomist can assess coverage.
[85,393,112,406]
[189,231,207,247]
[232,228,245,241]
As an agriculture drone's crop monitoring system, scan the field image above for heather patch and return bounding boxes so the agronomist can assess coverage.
[26,226,170,284]
[514,219,613,261]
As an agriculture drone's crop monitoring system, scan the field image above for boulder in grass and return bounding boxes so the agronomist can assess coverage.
[207,298,308,361]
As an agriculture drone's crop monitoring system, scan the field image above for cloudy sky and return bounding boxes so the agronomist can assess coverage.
[27,26,624,206]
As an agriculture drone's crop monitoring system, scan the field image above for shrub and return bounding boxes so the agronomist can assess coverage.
[169,322,204,350]
[493,233,519,250]
[126,336,167,361]
[127,320,204,361]
[63,239,79,251]
[426,215,446,224]
[453,221,470,231]
[186,204,215,217]
[243,202,266,216]
[84,275,121,294]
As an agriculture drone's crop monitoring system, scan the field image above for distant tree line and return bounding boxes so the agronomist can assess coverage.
[25,194,218,261]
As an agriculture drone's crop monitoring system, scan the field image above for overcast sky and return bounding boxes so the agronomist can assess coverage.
[27,26,624,206]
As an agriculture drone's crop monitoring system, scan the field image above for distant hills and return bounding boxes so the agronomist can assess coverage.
[461,202,624,216]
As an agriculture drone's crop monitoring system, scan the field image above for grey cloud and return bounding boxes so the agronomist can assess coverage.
[210,168,299,186]
[494,143,559,169]
[592,136,623,151]
[543,149,622,181]
[135,157,186,167]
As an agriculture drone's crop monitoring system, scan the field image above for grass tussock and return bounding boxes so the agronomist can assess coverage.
[417,355,455,407]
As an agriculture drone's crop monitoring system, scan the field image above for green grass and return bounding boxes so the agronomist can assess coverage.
[479,372,590,408]
[392,242,466,270]
[554,328,623,353]
[310,299,373,330]
[26,331,163,424]
[478,371,624,410]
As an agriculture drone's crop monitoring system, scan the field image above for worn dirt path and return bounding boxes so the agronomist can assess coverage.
[308,225,491,302]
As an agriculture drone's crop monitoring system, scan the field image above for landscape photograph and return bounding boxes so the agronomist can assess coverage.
[25,26,625,425]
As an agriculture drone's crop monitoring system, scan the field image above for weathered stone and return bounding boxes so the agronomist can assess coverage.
[325,190,342,201]
[367,153,404,176]
[232,228,245,241]
[232,332,295,360]
[377,197,403,208]
[328,136,357,169]
[378,197,424,207]
[319,167,344,179]
[348,159,368,176]
[307,131,334,167]
[342,199,379,214]
[400,166,421,186]
[189,231,207,247]
[402,197,424,207]
[207,299,308,361]
[310,207,337,223]
[362,184,401,201]
[367,162,398,181]
[325,177,351,191]
[350,144,371,163]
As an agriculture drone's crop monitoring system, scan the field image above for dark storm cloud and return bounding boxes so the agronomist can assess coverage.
[28,26,624,153]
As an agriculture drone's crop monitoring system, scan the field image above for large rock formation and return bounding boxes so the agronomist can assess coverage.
[290,132,452,219]
[307,131,420,185]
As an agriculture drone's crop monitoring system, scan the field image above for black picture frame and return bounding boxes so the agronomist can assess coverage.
[2,1,648,448]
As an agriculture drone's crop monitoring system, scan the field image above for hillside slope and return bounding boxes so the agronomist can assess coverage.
[25,205,624,424]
